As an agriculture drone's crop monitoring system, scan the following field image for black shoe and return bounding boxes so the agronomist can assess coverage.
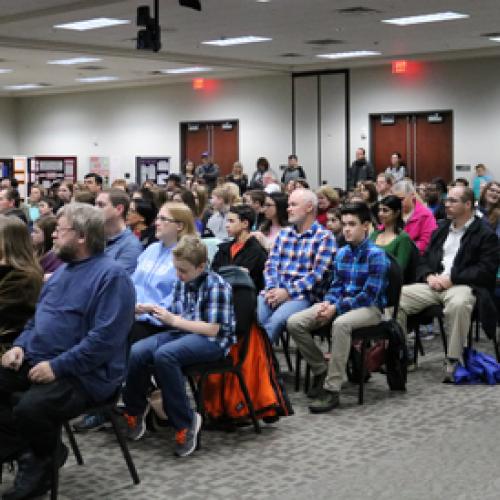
[2,451,50,500]
[308,389,340,414]
[306,371,327,399]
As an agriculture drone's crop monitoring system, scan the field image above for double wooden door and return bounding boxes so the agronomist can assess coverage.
[370,111,453,183]
[181,121,239,177]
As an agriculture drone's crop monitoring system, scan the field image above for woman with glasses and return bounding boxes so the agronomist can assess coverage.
[252,192,288,251]
[0,215,43,348]
[130,201,197,343]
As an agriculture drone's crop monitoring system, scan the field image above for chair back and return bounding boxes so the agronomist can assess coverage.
[385,254,403,318]
[216,266,256,340]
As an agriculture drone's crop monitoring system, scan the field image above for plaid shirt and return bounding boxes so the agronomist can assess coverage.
[264,221,336,301]
[169,271,236,354]
[325,238,389,315]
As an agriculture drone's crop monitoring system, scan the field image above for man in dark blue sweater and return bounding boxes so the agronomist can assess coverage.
[0,203,135,500]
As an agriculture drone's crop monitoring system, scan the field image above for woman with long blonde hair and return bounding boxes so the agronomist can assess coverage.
[0,215,43,344]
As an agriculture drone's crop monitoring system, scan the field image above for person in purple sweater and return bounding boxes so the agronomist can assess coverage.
[32,215,63,276]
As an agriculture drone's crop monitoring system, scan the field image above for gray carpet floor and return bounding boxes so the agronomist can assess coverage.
[1,334,499,500]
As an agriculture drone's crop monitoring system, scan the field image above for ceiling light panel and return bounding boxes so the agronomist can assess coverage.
[48,57,103,65]
[161,67,212,74]
[54,18,130,31]
[202,36,272,46]
[0,69,13,74]
[317,51,381,59]
[77,76,119,83]
[4,84,43,90]
[382,12,469,26]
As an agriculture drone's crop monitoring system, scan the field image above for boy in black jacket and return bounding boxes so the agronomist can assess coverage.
[212,204,267,291]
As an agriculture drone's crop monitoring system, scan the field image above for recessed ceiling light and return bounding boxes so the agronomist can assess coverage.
[317,50,381,59]
[76,76,119,83]
[54,18,130,31]
[256,0,271,3]
[382,12,469,26]
[0,69,13,74]
[489,37,500,42]
[48,57,103,65]
[161,66,212,74]
[202,36,272,46]
[4,84,43,90]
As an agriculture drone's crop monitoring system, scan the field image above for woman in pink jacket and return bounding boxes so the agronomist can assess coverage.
[393,179,437,254]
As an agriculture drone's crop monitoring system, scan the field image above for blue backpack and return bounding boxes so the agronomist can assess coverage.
[454,348,500,385]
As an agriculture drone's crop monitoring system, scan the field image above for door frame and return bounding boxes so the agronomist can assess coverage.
[179,119,240,170]
[369,109,454,182]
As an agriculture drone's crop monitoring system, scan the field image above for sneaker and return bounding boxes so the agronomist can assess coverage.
[124,406,149,441]
[174,412,202,458]
[308,389,340,414]
[306,371,327,399]
[72,412,109,433]
[442,359,458,383]
[420,324,435,341]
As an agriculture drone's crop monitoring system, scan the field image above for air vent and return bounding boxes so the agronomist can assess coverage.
[280,52,302,58]
[481,32,500,37]
[77,65,106,71]
[337,6,381,14]
[150,70,165,75]
[37,83,52,87]
[305,38,343,45]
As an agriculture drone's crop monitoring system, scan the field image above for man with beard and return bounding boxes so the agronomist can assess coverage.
[347,148,374,190]
[0,203,135,500]
[425,181,447,222]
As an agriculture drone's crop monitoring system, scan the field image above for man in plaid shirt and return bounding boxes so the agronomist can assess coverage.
[257,189,336,343]
[122,235,235,457]
[287,202,389,413]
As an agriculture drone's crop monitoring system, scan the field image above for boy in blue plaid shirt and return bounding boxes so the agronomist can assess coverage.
[287,202,389,413]
[122,235,235,457]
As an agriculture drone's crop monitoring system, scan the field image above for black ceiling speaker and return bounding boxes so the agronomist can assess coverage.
[136,1,161,52]
[179,0,201,11]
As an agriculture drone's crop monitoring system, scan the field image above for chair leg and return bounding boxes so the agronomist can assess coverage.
[108,411,140,485]
[280,331,293,372]
[50,428,62,500]
[438,317,447,356]
[475,317,480,342]
[63,422,83,466]
[358,341,366,405]
[493,334,500,362]
[294,349,302,392]
[235,370,261,434]
[413,328,419,366]
[304,363,311,394]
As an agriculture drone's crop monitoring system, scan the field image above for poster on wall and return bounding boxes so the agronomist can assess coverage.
[89,156,110,183]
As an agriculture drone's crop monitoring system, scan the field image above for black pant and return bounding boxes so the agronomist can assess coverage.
[0,363,90,461]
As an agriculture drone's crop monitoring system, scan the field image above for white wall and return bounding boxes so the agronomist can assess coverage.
[0,98,18,154]
[350,56,500,182]
[17,75,293,182]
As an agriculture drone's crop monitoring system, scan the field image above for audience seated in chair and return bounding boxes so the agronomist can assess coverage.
[392,179,437,255]
[0,203,135,500]
[396,186,499,382]
[0,215,43,349]
[122,235,236,458]
[31,215,63,278]
[257,189,336,343]
[287,202,389,413]
[211,204,268,291]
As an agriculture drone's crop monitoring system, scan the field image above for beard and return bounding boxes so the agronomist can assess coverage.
[53,242,78,262]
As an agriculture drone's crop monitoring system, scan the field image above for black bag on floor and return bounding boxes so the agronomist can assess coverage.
[384,319,408,391]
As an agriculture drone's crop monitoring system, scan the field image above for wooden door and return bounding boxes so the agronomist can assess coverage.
[414,112,453,183]
[183,125,209,166]
[370,114,410,177]
[212,122,239,177]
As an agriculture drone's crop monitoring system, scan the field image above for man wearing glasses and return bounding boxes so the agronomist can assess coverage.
[396,186,499,382]
[0,203,135,499]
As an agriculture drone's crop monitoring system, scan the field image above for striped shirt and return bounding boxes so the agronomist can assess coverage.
[325,238,389,315]
[169,271,236,354]
[264,221,336,301]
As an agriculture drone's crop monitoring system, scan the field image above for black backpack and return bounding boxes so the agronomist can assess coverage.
[384,318,408,391]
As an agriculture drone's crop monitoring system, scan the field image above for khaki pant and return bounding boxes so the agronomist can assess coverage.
[287,305,382,392]
[397,283,475,362]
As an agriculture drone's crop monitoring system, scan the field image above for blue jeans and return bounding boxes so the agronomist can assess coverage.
[257,295,311,343]
[123,331,224,430]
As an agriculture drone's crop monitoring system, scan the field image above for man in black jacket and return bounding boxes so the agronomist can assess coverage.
[211,204,267,291]
[347,148,374,190]
[396,185,499,381]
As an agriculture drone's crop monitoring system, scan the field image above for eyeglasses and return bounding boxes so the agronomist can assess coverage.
[54,226,75,235]
[487,187,500,195]
[156,215,178,223]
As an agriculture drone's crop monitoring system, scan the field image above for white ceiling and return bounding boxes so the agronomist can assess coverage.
[1,0,500,96]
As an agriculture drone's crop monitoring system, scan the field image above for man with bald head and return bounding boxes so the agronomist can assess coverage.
[257,189,336,344]
[396,185,499,382]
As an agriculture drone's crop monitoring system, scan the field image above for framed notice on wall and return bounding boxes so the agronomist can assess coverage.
[136,156,170,185]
